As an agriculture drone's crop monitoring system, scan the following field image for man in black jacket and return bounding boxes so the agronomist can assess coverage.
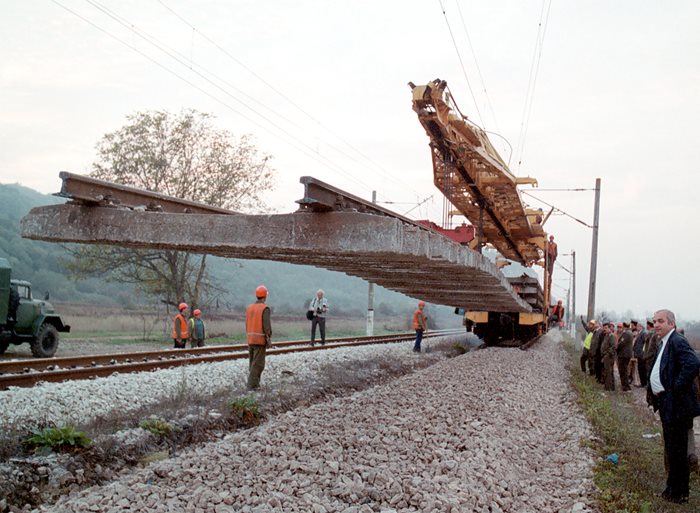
[647,309,700,503]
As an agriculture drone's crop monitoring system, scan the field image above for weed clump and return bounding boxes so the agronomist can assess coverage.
[24,425,91,453]
[228,395,262,424]
[139,418,176,438]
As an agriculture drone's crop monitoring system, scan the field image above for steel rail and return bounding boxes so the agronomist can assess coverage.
[0,330,463,389]
[0,331,443,374]
[56,171,237,215]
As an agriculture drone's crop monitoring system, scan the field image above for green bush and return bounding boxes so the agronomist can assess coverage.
[24,425,91,453]
[139,418,175,438]
[228,394,262,423]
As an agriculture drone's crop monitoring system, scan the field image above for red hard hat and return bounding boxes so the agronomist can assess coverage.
[255,285,268,298]
[193,309,201,316]
[178,302,188,311]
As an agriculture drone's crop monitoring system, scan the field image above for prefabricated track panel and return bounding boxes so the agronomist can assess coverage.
[21,204,532,313]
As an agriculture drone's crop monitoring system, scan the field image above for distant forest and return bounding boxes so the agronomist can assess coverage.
[0,183,460,325]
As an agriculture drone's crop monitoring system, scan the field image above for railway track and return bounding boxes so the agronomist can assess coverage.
[0,329,463,389]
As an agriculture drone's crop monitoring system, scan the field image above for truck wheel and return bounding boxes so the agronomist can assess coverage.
[31,324,59,358]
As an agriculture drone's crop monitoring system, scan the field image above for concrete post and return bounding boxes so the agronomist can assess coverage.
[366,191,376,336]
[587,179,601,321]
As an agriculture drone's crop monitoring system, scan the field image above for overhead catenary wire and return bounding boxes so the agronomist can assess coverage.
[453,0,500,133]
[155,0,425,201]
[437,0,484,127]
[521,190,593,229]
[515,0,553,172]
[66,0,380,195]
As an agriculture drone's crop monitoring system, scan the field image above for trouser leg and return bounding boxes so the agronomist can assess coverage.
[413,330,423,352]
[663,419,691,497]
[637,359,648,386]
[618,357,631,391]
[247,345,266,389]
[580,349,589,372]
[311,317,318,343]
[603,360,615,390]
[318,317,326,343]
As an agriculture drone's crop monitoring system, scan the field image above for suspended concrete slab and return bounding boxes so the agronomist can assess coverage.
[21,204,532,312]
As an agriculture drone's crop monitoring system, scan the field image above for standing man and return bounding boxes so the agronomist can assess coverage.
[632,320,649,387]
[308,289,329,346]
[189,308,206,348]
[616,322,634,392]
[589,321,605,382]
[601,322,617,391]
[546,234,558,276]
[245,285,272,390]
[172,302,189,349]
[580,319,596,373]
[412,301,427,353]
[647,309,700,504]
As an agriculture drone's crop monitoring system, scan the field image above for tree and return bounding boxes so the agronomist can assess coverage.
[66,110,275,309]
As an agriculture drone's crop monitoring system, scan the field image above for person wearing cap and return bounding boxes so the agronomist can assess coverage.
[172,302,189,349]
[580,319,596,373]
[245,285,272,389]
[412,301,428,353]
[643,319,659,383]
[616,321,634,392]
[646,309,700,504]
[632,319,649,387]
[189,308,206,348]
[601,322,617,391]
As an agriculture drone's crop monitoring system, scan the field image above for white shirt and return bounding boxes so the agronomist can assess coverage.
[649,328,675,395]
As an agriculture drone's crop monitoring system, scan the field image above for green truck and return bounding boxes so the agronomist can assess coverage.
[0,257,70,357]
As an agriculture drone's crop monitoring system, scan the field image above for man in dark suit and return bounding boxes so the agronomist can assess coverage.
[647,309,700,504]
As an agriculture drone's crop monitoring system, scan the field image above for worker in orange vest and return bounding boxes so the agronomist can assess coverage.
[412,301,428,353]
[245,285,272,389]
[172,302,189,348]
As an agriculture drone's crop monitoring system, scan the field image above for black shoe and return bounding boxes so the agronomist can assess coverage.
[310,342,315,347]
[320,342,325,346]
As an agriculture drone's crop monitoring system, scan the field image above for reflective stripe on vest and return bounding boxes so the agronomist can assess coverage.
[172,313,188,339]
[246,302,267,345]
[583,332,593,350]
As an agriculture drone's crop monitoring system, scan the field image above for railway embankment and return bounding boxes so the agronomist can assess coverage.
[4,330,597,513]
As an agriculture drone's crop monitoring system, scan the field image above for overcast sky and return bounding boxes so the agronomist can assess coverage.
[1,0,698,321]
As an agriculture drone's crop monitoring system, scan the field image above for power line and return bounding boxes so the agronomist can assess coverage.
[515,0,553,171]
[521,190,592,229]
[454,0,500,133]
[437,0,484,127]
[69,0,377,194]
[155,0,425,200]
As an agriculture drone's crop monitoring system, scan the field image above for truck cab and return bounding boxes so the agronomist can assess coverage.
[0,258,70,357]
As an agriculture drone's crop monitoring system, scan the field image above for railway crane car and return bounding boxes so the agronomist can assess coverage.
[410,79,554,345]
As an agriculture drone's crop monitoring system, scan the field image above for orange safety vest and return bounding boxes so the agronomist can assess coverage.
[246,302,268,346]
[412,309,426,330]
[172,313,189,339]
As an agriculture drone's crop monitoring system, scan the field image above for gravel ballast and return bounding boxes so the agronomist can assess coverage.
[31,330,596,513]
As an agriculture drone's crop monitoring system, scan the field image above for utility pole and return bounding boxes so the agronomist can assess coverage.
[366,191,376,335]
[586,179,601,321]
[572,250,576,335]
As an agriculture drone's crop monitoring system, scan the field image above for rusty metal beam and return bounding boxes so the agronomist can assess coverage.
[21,204,532,312]
[56,171,236,215]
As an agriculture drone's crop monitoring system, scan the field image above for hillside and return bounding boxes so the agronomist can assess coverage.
[0,183,458,324]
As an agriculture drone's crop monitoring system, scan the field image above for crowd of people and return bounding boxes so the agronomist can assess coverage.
[579,309,700,504]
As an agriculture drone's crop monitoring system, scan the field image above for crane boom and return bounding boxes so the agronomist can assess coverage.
[410,79,545,266]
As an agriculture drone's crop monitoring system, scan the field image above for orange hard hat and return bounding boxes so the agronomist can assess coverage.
[255,285,268,298]
[193,309,201,316]
[178,302,188,311]
[418,301,426,307]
